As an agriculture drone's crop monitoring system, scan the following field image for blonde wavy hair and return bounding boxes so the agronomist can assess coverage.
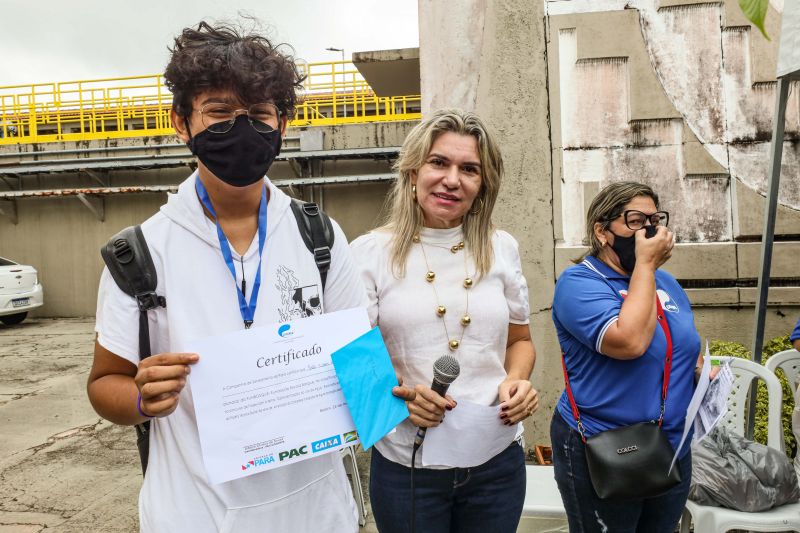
[382,108,504,278]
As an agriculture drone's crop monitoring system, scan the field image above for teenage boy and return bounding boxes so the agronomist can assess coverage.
[87,21,365,532]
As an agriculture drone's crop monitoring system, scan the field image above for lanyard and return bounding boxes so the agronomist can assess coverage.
[195,177,267,329]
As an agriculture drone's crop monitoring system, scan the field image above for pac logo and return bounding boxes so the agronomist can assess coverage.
[656,289,679,313]
[311,435,342,453]
[342,431,358,443]
[278,445,308,462]
[278,324,293,338]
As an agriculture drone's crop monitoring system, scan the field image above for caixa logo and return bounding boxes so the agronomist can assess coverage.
[311,435,342,453]
[241,453,275,470]
[278,445,308,462]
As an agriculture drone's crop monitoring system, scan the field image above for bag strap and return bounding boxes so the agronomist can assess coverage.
[561,294,674,443]
[289,199,334,292]
[100,225,166,360]
[101,225,166,474]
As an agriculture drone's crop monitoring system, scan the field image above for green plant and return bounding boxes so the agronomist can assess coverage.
[739,0,771,40]
[709,335,795,458]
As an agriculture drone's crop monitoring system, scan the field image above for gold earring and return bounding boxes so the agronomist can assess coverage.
[412,184,417,203]
[469,197,484,215]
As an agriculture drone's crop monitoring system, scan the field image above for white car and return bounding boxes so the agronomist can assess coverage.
[0,257,43,325]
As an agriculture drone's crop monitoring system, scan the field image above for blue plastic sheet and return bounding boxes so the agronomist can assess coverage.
[331,327,408,450]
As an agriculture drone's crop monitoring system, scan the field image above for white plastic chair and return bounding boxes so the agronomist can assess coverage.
[341,445,367,526]
[679,357,800,533]
[522,465,567,519]
[766,349,800,396]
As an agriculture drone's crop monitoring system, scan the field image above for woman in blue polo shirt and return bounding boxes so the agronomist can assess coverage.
[551,181,701,532]
[792,318,800,351]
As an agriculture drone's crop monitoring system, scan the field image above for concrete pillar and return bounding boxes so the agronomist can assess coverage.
[419,0,557,447]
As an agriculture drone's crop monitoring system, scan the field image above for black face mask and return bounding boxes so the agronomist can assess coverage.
[186,115,282,187]
[609,230,637,274]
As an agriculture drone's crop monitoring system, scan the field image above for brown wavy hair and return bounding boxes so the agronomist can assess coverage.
[164,20,305,119]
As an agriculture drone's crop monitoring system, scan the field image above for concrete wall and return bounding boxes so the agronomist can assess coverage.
[418,0,800,454]
[0,121,416,317]
[419,0,558,449]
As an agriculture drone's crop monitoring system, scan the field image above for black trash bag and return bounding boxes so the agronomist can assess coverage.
[689,425,800,512]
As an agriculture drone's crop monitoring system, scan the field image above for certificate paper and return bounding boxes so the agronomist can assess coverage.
[185,307,370,484]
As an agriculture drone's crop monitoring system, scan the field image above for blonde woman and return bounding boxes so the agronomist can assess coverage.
[351,109,538,533]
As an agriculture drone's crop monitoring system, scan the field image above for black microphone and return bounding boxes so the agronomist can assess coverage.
[413,355,460,451]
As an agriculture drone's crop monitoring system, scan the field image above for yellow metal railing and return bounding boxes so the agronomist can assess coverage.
[0,61,421,145]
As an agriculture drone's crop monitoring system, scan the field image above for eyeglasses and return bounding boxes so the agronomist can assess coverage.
[606,210,670,230]
[197,102,281,134]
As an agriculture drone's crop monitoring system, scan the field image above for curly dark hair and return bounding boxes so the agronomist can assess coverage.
[164,21,305,120]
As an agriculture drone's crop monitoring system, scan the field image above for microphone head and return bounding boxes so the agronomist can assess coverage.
[433,355,460,385]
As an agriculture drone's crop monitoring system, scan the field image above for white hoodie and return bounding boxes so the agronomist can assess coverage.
[96,172,366,533]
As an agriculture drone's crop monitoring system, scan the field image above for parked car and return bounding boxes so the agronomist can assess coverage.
[0,257,43,325]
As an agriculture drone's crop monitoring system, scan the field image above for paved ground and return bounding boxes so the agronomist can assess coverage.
[0,318,565,533]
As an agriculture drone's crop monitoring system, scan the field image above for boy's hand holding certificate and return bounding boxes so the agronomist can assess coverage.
[185,308,370,484]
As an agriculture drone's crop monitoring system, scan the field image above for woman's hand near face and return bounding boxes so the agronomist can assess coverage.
[633,225,674,270]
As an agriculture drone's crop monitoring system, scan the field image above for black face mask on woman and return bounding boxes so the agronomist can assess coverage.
[186,115,282,187]
[609,231,637,273]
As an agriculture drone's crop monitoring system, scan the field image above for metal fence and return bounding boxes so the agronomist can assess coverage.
[0,61,421,145]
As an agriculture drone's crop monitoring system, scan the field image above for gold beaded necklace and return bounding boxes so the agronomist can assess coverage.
[414,233,474,354]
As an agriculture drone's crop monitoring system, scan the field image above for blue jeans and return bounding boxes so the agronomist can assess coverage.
[550,411,692,533]
[369,443,526,533]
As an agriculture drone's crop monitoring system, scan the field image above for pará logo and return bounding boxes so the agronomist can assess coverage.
[241,454,275,470]
[278,324,293,338]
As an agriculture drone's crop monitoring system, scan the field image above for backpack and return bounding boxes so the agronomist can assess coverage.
[100,198,335,474]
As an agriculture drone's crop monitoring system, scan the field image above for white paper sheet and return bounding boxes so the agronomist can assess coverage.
[421,399,519,468]
[184,307,370,484]
[669,342,734,474]
[697,361,733,437]
[669,344,711,474]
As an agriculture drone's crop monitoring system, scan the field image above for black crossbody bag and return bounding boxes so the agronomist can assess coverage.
[561,297,681,501]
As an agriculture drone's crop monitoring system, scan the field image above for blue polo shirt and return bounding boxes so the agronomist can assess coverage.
[553,255,700,456]
[791,318,800,343]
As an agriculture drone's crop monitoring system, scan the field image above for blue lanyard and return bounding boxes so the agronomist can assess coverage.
[195,177,267,329]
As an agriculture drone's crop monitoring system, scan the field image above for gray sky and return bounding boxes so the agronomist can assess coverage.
[0,0,419,86]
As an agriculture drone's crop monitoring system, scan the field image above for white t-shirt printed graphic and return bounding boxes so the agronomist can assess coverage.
[95,173,367,533]
[350,226,530,468]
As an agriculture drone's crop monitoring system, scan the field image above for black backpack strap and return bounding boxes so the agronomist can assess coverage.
[101,225,166,359]
[100,224,165,475]
[289,199,335,291]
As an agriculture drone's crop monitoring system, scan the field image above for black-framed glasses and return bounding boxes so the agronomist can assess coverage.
[197,102,281,134]
[606,210,670,230]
